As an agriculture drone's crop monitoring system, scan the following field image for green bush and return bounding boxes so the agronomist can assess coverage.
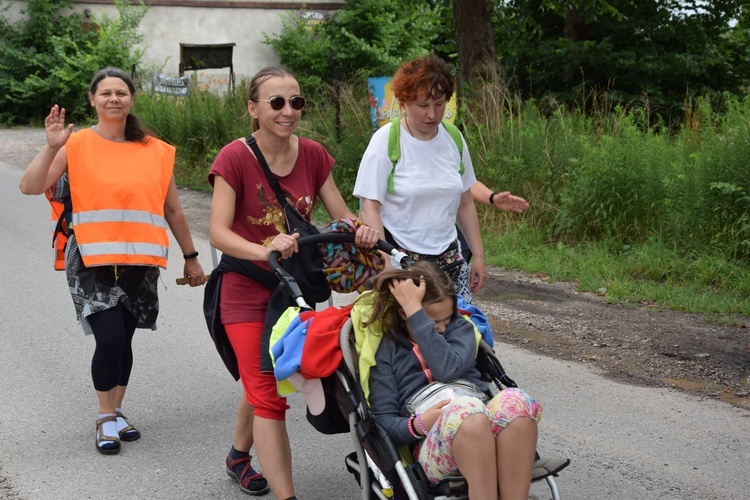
[0,0,147,124]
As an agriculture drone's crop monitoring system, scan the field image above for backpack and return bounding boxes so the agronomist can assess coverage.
[45,174,72,271]
[386,117,465,194]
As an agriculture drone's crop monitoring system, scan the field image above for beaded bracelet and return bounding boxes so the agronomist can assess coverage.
[415,412,429,436]
[406,416,420,439]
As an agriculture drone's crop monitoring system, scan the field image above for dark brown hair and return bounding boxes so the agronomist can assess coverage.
[359,260,457,342]
[89,67,148,143]
[392,53,454,104]
[247,66,298,132]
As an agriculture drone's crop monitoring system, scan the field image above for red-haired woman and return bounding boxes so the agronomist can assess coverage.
[355,53,487,302]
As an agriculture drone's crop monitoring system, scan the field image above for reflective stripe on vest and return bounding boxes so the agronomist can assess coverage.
[78,242,168,260]
[72,209,167,228]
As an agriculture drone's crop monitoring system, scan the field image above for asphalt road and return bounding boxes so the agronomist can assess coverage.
[1,157,749,500]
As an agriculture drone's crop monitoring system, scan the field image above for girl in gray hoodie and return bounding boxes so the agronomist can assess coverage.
[363,261,542,500]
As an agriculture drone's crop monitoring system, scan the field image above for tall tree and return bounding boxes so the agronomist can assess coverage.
[452,0,501,87]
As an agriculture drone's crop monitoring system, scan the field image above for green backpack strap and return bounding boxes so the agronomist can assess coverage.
[387,118,401,194]
[441,120,465,175]
[386,118,464,194]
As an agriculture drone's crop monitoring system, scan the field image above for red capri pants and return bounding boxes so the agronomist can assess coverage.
[225,322,289,420]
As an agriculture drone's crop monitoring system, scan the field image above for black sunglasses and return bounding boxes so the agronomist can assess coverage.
[254,96,307,111]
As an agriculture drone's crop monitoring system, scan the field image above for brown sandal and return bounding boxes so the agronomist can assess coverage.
[95,415,121,455]
[115,410,141,442]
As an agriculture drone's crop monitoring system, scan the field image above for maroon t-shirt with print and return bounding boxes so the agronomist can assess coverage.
[208,137,333,323]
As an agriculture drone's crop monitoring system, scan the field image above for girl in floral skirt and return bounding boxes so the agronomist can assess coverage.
[362,261,542,500]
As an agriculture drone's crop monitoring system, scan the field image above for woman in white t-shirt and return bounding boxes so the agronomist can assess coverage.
[354,53,486,302]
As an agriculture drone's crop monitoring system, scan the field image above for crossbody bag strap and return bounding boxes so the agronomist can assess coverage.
[245,134,289,207]
[410,342,435,383]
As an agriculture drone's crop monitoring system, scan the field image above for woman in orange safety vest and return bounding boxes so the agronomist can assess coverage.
[19,67,206,455]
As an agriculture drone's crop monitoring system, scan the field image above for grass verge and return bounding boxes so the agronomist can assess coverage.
[483,223,750,324]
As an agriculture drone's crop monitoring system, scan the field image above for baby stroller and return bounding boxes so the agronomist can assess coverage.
[268,232,570,500]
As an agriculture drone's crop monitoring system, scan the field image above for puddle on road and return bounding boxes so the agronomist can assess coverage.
[664,377,712,391]
[665,376,750,409]
[481,291,546,302]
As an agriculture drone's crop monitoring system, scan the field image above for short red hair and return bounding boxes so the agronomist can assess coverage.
[392,53,454,104]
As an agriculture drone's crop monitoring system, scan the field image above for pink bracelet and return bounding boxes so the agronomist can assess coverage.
[406,416,420,439]
[415,412,429,436]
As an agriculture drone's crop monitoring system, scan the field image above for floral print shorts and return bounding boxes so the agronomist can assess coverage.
[417,388,542,483]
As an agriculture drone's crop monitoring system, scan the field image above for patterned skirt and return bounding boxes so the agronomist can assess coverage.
[65,234,160,335]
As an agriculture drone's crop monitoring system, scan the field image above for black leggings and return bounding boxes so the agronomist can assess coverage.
[88,304,137,392]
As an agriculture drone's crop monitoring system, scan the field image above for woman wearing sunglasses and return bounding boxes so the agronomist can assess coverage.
[208,66,378,499]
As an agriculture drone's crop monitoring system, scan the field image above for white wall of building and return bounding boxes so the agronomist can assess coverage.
[6,1,340,83]
[135,5,284,79]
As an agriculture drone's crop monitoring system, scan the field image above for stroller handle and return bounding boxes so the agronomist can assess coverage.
[268,232,414,308]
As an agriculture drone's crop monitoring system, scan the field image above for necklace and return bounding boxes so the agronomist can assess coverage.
[404,117,415,137]
[404,117,437,140]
